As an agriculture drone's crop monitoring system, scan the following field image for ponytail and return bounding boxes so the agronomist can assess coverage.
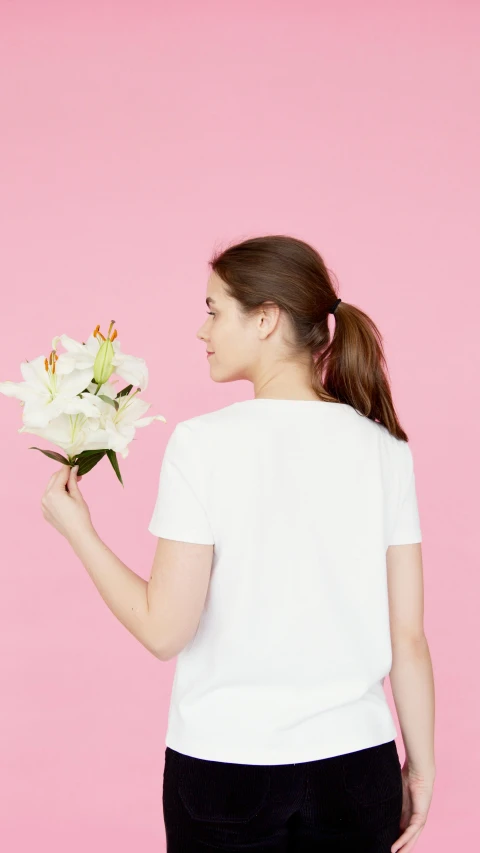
[210,234,409,440]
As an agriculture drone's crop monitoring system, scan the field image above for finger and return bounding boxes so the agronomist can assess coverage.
[391,823,423,853]
[44,479,56,495]
[44,470,60,492]
[67,465,82,494]
[395,827,423,853]
[46,465,70,492]
[58,464,72,485]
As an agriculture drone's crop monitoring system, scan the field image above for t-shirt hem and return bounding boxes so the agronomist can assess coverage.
[147,521,214,544]
[388,530,422,546]
[164,709,398,766]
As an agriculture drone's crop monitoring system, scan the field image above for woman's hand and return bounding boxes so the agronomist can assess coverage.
[391,763,435,853]
[41,464,94,542]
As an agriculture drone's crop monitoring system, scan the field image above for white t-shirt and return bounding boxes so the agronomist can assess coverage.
[148,399,422,766]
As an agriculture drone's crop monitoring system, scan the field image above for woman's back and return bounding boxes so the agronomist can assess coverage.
[148,398,422,766]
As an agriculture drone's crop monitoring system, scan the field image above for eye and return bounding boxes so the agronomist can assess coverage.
[206,311,216,317]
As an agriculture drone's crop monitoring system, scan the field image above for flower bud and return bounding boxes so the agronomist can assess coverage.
[93,338,114,385]
[93,321,117,386]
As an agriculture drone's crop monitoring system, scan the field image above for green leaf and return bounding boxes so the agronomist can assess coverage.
[116,384,133,399]
[98,394,119,410]
[28,447,70,464]
[74,450,107,475]
[106,449,124,487]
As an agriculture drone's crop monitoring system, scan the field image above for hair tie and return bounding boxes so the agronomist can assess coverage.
[328,297,341,315]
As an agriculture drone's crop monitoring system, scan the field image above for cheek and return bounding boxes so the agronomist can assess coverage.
[222,330,244,360]
[215,323,231,348]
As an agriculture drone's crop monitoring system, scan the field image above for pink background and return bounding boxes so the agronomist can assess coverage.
[0,1,478,850]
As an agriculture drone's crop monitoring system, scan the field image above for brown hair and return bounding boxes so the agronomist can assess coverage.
[209,234,408,441]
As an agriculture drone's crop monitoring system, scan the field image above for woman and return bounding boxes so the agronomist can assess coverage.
[148,235,436,852]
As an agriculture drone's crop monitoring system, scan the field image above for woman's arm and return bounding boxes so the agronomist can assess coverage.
[68,526,161,659]
[387,542,436,779]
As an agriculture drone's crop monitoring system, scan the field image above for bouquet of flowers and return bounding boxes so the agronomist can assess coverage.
[0,321,166,486]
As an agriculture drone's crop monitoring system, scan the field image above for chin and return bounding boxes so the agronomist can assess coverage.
[212,367,244,385]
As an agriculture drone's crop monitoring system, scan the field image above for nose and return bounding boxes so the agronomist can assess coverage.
[196,323,208,342]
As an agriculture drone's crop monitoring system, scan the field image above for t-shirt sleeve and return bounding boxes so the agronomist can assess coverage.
[147,423,215,545]
[388,441,422,546]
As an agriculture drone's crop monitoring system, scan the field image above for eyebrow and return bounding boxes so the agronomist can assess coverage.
[206,297,217,306]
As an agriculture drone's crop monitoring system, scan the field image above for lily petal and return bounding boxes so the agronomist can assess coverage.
[0,380,43,402]
[20,355,53,389]
[134,414,167,427]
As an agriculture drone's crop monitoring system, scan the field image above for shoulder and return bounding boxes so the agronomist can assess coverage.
[167,403,239,452]
[347,412,414,478]
[177,402,239,430]
[346,407,405,451]
[371,421,416,495]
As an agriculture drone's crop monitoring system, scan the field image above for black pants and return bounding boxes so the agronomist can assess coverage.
[162,738,403,851]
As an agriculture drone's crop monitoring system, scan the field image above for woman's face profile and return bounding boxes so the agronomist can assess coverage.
[197,271,261,384]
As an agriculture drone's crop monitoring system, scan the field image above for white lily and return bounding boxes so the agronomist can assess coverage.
[2,322,165,481]
[0,321,148,430]
[0,351,103,428]
[54,320,149,392]
[19,381,166,461]
[77,382,167,458]
[19,411,105,459]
